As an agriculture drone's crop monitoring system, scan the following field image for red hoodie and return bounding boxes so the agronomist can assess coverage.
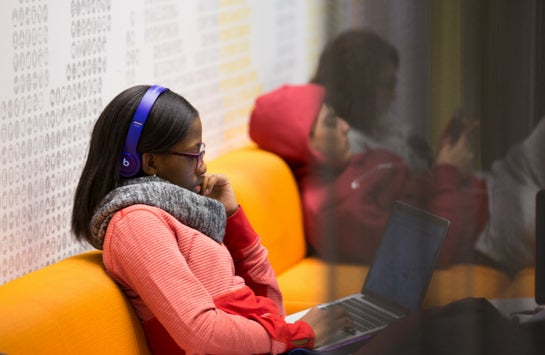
[249,84,489,268]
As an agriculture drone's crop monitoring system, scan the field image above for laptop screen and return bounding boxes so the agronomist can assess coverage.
[362,201,449,312]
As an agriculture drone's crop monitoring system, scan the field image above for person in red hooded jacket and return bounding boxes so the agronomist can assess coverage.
[250,29,545,276]
[249,84,489,269]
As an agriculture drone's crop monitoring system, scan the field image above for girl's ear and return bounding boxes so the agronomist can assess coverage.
[141,153,158,176]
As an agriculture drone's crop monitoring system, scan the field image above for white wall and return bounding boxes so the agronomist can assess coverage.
[0,0,331,285]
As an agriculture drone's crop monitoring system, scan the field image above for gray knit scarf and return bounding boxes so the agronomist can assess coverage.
[89,176,226,250]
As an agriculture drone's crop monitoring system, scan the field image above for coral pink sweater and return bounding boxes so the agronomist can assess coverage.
[102,205,313,354]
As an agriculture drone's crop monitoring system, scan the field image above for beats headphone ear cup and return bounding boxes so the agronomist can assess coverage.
[119,151,140,178]
[119,85,169,178]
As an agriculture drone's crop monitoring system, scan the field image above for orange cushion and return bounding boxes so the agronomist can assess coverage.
[276,257,369,314]
[422,264,512,308]
[501,267,535,298]
[0,251,151,355]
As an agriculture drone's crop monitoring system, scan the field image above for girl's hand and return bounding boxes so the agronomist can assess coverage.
[200,173,239,216]
[299,306,353,348]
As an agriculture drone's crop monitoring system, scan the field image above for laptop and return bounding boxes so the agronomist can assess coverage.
[312,201,450,352]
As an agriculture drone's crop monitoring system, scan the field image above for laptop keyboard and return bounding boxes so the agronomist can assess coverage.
[325,297,397,333]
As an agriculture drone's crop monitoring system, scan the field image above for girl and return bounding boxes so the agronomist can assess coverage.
[72,85,350,354]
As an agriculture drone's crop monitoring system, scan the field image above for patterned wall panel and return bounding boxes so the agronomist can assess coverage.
[0,0,330,284]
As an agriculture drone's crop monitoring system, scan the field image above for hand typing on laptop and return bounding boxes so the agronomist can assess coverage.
[286,201,450,353]
[299,305,354,348]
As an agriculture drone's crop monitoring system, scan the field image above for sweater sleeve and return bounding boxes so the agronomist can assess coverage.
[223,206,286,316]
[102,206,277,354]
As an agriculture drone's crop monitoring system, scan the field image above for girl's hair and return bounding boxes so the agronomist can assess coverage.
[71,85,199,244]
[311,29,399,133]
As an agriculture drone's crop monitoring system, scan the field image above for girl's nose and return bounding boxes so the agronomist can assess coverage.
[197,160,207,175]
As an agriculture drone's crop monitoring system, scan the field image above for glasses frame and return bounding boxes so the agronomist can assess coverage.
[164,142,206,171]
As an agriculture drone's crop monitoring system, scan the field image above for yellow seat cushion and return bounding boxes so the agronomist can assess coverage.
[501,267,535,299]
[276,257,369,314]
[422,264,512,308]
[0,250,151,355]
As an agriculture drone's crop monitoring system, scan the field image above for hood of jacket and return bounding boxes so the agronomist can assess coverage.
[249,84,325,170]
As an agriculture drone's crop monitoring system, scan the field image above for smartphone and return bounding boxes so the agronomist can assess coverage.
[445,110,465,143]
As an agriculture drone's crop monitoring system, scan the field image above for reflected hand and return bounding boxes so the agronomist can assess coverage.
[436,131,474,176]
[436,113,479,176]
[438,113,479,149]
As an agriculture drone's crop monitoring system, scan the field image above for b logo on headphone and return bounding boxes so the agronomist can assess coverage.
[119,85,169,178]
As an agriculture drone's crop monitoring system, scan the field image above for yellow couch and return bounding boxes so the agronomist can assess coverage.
[0,146,535,354]
[0,250,150,355]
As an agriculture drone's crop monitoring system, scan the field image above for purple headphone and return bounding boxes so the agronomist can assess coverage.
[119,85,169,178]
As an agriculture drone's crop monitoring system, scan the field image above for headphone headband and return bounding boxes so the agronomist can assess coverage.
[119,85,169,177]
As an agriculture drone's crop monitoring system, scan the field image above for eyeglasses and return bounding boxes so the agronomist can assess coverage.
[164,142,206,170]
